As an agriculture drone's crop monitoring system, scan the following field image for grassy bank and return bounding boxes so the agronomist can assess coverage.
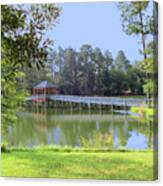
[2,149,155,180]
[131,106,154,123]
[131,106,154,117]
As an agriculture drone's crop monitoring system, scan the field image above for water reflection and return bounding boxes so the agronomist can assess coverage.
[4,110,153,150]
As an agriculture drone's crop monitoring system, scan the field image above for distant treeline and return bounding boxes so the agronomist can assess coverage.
[25,44,146,96]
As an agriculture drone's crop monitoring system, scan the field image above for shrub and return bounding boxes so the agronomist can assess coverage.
[1,142,9,152]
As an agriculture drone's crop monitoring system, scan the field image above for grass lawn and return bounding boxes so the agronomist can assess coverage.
[1,150,155,180]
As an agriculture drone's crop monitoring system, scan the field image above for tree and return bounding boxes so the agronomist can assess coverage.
[139,41,157,98]
[118,1,151,59]
[92,48,105,95]
[78,44,95,95]
[1,4,61,132]
[119,1,157,101]
[114,50,131,71]
[126,64,145,95]
[109,68,127,95]
[60,48,80,95]
[23,59,54,92]
[104,50,114,70]
[52,47,66,84]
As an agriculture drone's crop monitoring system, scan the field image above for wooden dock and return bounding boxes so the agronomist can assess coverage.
[27,94,148,107]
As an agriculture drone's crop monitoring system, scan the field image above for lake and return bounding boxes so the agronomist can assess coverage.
[4,108,153,150]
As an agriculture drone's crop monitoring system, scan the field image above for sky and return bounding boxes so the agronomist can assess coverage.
[48,1,153,63]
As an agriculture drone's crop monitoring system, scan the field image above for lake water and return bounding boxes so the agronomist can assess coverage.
[4,108,153,150]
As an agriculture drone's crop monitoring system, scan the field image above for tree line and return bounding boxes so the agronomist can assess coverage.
[26,45,145,96]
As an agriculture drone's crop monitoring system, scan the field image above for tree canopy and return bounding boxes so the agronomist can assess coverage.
[119,1,158,101]
[34,45,145,96]
[1,4,61,132]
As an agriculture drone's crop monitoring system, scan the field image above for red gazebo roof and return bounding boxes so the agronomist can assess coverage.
[33,81,58,90]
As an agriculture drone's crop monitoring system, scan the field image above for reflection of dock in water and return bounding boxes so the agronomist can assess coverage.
[49,114,137,123]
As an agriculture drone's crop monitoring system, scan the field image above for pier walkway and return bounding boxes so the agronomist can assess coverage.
[27,94,149,107]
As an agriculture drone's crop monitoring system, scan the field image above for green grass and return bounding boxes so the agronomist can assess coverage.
[131,106,154,116]
[1,149,155,180]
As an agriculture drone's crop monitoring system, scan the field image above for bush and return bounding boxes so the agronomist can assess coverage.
[131,106,154,117]
[1,142,9,152]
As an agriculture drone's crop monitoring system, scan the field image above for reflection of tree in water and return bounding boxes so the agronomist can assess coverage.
[7,112,50,146]
[128,117,153,149]
[94,116,132,149]
[118,118,132,147]
[33,113,49,145]
[6,111,153,149]
[80,131,114,149]
[138,120,153,149]
[53,120,97,146]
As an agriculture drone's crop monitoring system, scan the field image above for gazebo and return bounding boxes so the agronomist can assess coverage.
[31,80,59,102]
